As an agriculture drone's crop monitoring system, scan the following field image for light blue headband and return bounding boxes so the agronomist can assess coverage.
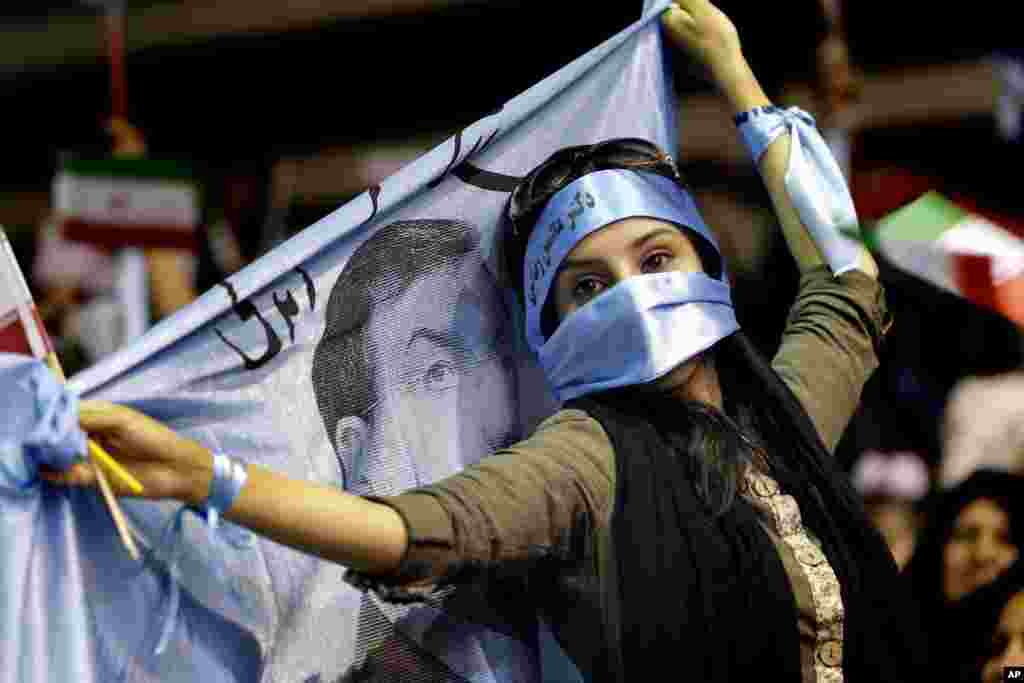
[523,169,720,352]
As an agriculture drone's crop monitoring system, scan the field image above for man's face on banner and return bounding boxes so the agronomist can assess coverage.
[333,238,520,493]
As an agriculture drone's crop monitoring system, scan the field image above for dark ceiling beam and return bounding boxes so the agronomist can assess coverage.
[1,0,487,72]
[265,60,999,211]
[0,2,644,190]
[0,0,1011,199]
[677,60,1000,166]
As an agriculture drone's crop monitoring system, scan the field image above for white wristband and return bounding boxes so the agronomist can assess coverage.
[204,451,248,529]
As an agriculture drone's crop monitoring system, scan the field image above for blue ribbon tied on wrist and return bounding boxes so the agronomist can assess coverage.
[736,105,863,275]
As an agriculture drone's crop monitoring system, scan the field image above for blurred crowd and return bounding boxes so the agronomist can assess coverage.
[18,177,266,375]
[3,119,272,376]
[848,446,1024,682]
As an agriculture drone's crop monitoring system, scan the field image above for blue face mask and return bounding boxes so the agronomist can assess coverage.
[538,270,739,401]
[522,169,740,402]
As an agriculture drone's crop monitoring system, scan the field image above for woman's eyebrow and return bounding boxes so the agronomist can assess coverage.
[561,256,604,270]
[630,227,678,248]
[561,227,679,270]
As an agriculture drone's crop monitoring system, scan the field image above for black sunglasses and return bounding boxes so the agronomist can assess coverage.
[507,138,681,238]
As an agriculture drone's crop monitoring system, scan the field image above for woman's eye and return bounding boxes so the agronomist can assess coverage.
[423,360,459,392]
[573,278,604,301]
[642,252,672,273]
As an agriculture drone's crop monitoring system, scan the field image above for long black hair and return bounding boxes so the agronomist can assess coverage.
[505,139,926,681]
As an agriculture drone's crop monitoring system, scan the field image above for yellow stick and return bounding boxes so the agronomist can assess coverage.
[90,453,140,562]
[88,440,144,495]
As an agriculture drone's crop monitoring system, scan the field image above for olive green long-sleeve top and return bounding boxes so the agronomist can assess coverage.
[352,266,891,683]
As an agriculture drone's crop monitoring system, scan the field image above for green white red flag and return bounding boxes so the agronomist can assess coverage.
[870,191,1024,327]
[53,157,200,250]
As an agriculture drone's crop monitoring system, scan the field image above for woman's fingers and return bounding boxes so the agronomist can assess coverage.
[671,0,707,14]
[78,400,136,436]
[39,462,97,488]
[662,8,695,44]
[78,400,121,427]
[663,4,696,27]
[661,5,699,51]
[661,0,742,70]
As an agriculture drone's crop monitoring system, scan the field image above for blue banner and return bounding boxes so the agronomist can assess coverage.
[3,3,677,681]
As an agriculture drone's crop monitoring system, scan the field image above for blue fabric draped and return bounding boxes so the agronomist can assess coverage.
[2,2,679,680]
[0,353,86,490]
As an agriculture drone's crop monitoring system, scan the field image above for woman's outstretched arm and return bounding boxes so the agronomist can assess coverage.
[213,460,407,573]
[54,401,613,592]
[50,400,408,575]
[661,0,879,278]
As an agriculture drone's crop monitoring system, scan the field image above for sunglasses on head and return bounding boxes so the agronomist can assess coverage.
[507,138,681,238]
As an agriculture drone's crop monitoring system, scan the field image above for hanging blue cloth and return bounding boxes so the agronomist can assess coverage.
[0,353,96,681]
[0,353,255,658]
[0,353,86,490]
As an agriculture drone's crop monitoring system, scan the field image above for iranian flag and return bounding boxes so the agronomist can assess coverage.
[53,157,200,250]
[871,191,1024,327]
[0,229,53,358]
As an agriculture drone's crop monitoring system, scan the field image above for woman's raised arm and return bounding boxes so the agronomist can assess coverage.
[661,0,878,278]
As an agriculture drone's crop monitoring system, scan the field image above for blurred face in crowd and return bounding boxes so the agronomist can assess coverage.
[945,498,1019,602]
[982,591,1024,683]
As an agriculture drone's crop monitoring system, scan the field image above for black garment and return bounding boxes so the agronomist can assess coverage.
[570,395,800,683]
[567,346,927,682]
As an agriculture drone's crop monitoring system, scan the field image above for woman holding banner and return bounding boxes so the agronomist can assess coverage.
[50,1,924,681]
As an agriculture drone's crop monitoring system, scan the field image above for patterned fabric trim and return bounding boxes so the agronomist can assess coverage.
[742,468,846,683]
